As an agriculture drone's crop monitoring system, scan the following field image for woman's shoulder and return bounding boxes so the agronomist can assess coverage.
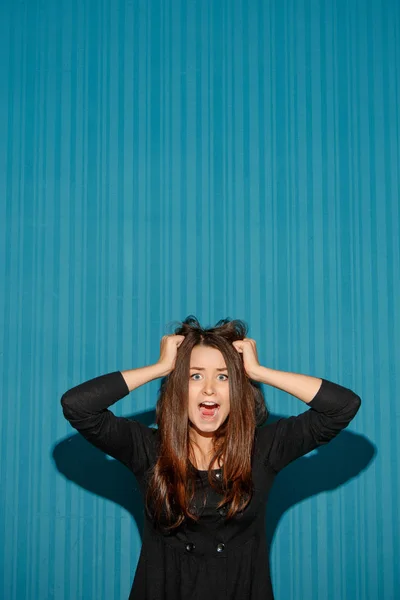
[128,419,159,439]
[254,421,278,438]
[253,421,280,455]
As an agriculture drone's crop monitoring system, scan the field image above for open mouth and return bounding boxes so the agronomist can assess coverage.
[198,401,220,420]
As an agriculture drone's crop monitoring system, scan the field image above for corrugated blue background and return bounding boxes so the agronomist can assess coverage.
[1,0,398,598]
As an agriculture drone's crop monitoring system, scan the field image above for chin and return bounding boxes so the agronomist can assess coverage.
[189,412,229,432]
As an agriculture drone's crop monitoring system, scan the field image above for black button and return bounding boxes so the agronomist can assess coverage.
[218,505,228,516]
[216,543,225,553]
[185,542,195,552]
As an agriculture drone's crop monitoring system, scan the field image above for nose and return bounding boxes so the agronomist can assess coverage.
[202,380,216,395]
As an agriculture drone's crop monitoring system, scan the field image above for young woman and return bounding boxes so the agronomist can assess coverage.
[61,316,361,599]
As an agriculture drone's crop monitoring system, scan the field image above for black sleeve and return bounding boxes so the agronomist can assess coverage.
[259,378,362,473]
[60,371,155,474]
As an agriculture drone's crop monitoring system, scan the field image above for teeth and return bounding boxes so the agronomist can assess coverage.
[201,401,218,406]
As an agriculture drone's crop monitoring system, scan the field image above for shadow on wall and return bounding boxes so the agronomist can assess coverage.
[52,412,375,553]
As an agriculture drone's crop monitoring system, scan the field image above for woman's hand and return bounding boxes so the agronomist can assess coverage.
[232,338,262,380]
[156,334,186,375]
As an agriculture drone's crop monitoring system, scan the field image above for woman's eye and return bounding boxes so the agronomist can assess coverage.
[190,374,228,381]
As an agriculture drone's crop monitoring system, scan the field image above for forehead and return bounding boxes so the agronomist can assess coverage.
[189,345,227,368]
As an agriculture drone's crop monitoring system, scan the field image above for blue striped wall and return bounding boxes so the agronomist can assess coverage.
[1,0,399,598]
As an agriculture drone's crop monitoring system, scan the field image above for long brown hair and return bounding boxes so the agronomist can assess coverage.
[145,316,268,531]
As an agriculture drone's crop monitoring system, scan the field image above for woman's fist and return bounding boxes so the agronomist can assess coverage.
[156,334,185,375]
[232,338,261,379]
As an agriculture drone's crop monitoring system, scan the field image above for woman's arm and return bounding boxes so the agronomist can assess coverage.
[60,364,167,473]
[256,373,362,473]
[120,363,170,391]
[250,365,323,403]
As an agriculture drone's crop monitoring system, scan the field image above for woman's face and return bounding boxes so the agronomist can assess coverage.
[187,345,230,436]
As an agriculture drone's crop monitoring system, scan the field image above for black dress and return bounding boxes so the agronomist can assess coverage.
[60,371,361,599]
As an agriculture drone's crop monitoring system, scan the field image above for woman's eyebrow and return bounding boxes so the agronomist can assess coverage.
[189,366,228,371]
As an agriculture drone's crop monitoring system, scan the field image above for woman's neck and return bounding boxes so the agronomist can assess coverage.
[189,429,223,470]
